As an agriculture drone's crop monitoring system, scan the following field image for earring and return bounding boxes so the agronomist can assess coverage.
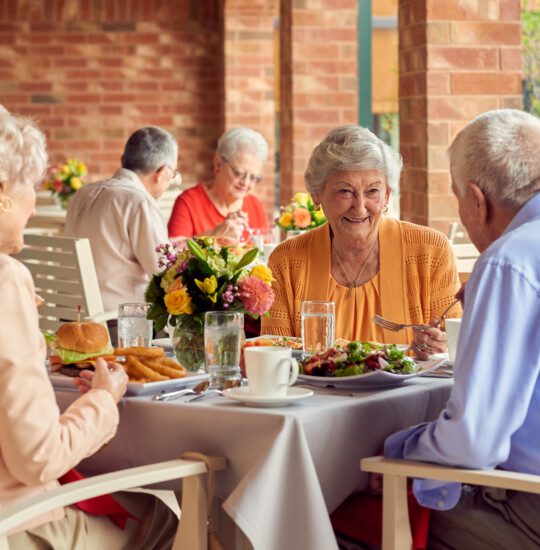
[0,195,13,212]
[382,204,389,214]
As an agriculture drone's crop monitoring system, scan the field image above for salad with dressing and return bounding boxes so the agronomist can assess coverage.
[300,341,417,378]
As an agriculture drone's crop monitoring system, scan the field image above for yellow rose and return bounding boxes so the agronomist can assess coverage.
[293,192,310,207]
[249,264,275,285]
[164,289,194,315]
[278,212,293,228]
[77,161,88,175]
[61,164,70,175]
[70,177,82,190]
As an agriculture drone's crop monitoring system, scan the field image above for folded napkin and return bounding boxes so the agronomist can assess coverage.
[58,468,140,529]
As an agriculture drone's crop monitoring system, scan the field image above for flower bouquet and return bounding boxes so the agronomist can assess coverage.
[276,192,326,234]
[44,158,87,209]
[145,237,275,372]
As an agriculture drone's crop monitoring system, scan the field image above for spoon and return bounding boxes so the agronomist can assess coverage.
[153,380,210,402]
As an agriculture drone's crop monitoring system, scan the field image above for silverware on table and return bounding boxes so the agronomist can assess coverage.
[372,299,460,332]
[153,380,210,402]
[188,389,224,402]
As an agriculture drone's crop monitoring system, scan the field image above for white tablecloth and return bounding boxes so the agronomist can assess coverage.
[56,377,452,550]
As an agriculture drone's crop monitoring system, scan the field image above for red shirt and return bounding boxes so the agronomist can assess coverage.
[168,182,269,240]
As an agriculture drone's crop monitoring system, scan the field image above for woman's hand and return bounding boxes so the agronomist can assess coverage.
[213,211,247,241]
[73,358,128,403]
[412,317,447,360]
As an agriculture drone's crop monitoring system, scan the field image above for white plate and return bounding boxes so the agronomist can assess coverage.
[297,357,446,389]
[50,372,210,397]
[152,337,173,351]
[223,386,313,407]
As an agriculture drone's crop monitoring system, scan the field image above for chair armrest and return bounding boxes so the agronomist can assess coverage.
[0,456,226,549]
[361,457,540,495]
[87,310,118,323]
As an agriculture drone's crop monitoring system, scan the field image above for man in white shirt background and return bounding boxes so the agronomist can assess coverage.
[65,126,179,340]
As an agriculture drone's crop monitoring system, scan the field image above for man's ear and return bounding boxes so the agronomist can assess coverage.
[467,182,489,224]
[154,165,169,184]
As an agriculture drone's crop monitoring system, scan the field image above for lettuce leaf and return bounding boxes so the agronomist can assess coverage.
[54,344,114,364]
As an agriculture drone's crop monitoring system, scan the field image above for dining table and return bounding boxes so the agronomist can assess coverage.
[55,376,453,550]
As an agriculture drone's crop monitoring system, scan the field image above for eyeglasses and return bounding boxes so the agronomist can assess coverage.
[166,165,182,185]
[221,157,263,185]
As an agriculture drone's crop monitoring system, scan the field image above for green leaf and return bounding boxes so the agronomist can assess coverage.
[187,238,206,262]
[144,274,164,303]
[234,247,259,272]
[153,313,169,333]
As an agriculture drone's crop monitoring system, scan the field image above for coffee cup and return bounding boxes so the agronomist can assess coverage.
[244,346,299,397]
[445,318,462,363]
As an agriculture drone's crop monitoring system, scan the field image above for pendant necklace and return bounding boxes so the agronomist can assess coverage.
[332,236,378,297]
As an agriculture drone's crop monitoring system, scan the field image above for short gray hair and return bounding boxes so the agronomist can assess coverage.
[121,126,178,174]
[217,127,269,164]
[0,105,48,189]
[304,125,403,195]
[449,109,540,209]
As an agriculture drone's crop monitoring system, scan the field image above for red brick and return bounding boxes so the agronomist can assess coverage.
[427,0,500,21]
[451,22,521,46]
[451,72,522,95]
[500,47,521,71]
[428,47,498,70]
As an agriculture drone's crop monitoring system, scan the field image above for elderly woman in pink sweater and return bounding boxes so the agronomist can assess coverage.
[0,106,176,549]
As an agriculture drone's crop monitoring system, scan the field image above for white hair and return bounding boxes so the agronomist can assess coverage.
[217,127,269,164]
[121,126,178,174]
[304,125,403,196]
[449,109,540,209]
[0,105,48,190]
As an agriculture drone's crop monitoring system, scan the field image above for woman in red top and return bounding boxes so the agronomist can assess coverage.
[168,128,270,242]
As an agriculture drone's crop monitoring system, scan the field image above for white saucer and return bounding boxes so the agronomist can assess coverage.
[223,386,313,407]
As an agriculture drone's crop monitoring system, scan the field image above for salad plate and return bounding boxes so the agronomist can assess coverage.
[50,372,210,397]
[223,386,313,407]
[297,358,445,389]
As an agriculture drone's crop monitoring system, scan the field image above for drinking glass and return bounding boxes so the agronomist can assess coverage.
[204,311,244,389]
[445,318,462,363]
[117,303,153,347]
[301,301,335,355]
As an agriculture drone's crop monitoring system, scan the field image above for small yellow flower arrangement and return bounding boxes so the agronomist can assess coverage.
[44,158,88,209]
[276,192,326,232]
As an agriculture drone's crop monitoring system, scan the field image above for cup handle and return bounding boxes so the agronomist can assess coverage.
[278,357,299,387]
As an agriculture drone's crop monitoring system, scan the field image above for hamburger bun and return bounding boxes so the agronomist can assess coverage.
[56,321,110,354]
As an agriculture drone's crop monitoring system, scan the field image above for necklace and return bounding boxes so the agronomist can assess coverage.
[332,236,378,296]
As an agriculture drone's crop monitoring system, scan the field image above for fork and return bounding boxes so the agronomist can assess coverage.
[373,299,460,332]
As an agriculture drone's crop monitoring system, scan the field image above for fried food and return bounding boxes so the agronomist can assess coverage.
[125,355,168,382]
[114,346,164,358]
[143,358,187,379]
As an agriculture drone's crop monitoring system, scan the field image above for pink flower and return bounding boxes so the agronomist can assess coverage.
[238,276,275,316]
[293,207,312,229]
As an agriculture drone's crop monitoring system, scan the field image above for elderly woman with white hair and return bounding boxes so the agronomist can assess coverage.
[0,106,177,548]
[262,125,460,356]
[168,127,270,242]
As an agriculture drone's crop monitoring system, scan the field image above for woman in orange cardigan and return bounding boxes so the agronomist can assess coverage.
[262,125,460,358]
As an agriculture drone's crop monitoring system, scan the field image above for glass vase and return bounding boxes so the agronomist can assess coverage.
[171,319,205,374]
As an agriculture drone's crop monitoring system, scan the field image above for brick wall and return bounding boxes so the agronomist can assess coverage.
[223,0,278,221]
[399,0,522,233]
[0,0,224,188]
[280,0,359,203]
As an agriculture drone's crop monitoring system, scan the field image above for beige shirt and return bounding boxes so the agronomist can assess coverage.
[0,254,119,533]
[64,168,168,312]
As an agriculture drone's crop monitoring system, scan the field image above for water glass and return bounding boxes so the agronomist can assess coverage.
[301,301,335,355]
[445,318,462,363]
[117,303,153,347]
[204,311,244,389]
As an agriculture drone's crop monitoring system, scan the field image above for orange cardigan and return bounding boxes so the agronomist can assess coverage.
[262,218,461,344]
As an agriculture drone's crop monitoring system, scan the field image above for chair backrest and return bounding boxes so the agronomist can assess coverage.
[14,234,111,332]
[452,243,479,276]
[447,221,470,244]
[158,184,184,220]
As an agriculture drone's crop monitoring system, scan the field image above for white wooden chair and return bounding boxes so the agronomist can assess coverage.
[158,184,184,221]
[361,456,540,550]
[451,242,479,283]
[0,455,226,550]
[14,234,116,332]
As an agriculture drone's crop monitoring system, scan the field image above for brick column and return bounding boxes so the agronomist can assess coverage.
[280,0,359,203]
[223,1,278,220]
[399,0,522,232]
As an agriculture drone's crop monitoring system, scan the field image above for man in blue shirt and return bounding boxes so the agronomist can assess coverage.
[385,109,540,549]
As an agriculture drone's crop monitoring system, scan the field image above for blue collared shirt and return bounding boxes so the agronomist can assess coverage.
[384,194,540,510]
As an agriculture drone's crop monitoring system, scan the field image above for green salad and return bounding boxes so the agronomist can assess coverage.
[300,341,417,378]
